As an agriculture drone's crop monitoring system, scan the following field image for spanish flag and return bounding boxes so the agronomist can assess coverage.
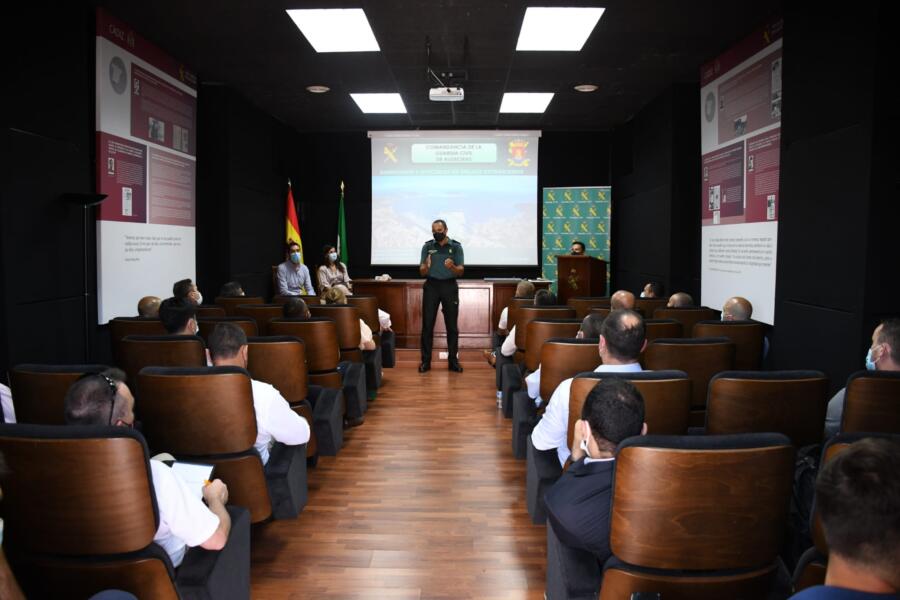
[285,180,303,260]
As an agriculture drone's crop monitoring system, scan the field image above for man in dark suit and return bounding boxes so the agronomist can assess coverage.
[543,378,647,600]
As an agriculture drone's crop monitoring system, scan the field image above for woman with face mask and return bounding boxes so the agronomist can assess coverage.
[317,244,352,296]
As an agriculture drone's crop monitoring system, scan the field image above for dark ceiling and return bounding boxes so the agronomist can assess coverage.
[101,0,782,132]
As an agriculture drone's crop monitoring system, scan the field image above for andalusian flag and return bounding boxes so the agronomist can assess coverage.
[337,180,348,261]
[285,179,303,261]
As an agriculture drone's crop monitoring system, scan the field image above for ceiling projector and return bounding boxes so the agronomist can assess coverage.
[429,86,464,102]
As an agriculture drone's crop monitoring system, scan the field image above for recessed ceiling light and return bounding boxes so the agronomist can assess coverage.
[499,92,555,113]
[516,7,606,51]
[286,8,380,53]
[574,84,599,93]
[350,93,407,114]
[306,85,330,94]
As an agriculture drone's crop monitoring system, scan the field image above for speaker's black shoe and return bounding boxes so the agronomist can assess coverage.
[449,362,464,373]
[418,362,431,373]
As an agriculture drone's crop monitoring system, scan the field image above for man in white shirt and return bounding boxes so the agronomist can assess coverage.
[63,370,231,568]
[1,383,14,423]
[530,309,647,466]
[208,323,311,465]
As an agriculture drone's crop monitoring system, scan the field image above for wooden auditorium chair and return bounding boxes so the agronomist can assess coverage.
[194,305,227,318]
[214,295,263,316]
[500,305,576,397]
[839,370,900,434]
[7,363,108,424]
[308,304,382,399]
[108,316,167,364]
[704,371,829,446]
[232,303,284,337]
[566,296,611,319]
[0,424,251,599]
[511,337,600,460]
[118,335,207,388]
[642,318,683,342]
[197,317,258,343]
[246,335,344,457]
[650,306,718,337]
[693,319,768,369]
[137,366,307,522]
[494,296,537,391]
[633,296,668,319]
[268,317,367,426]
[348,293,396,370]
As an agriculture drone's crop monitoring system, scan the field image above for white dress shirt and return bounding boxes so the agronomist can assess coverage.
[531,362,643,466]
[378,308,392,331]
[1,383,15,423]
[525,366,541,403]
[498,306,509,330]
[501,325,518,357]
[250,379,311,465]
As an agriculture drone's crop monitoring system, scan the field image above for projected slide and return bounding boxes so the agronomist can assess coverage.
[95,9,197,323]
[700,18,782,325]
[369,131,540,266]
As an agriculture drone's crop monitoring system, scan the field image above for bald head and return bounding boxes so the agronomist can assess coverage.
[137,296,161,318]
[667,292,694,308]
[610,290,636,311]
[722,297,753,321]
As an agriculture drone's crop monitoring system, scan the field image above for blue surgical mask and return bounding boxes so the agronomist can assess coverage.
[328,252,338,262]
[865,346,880,371]
[290,252,301,264]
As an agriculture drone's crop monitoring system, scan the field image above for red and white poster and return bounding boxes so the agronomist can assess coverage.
[700,18,782,325]
[95,8,198,323]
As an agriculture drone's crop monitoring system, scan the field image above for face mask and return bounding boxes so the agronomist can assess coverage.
[328,252,338,262]
[193,319,200,335]
[290,252,301,264]
[721,313,727,321]
[640,292,647,298]
[865,346,880,371]
[433,232,446,242]
[579,437,592,459]
[195,292,203,305]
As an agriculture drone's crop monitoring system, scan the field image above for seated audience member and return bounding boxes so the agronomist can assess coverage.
[276,241,313,296]
[610,289,635,311]
[159,297,199,336]
[173,279,203,305]
[63,370,231,568]
[641,281,663,299]
[218,281,245,298]
[138,296,161,318]
[282,297,311,319]
[722,296,752,320]
[531,309,646,466]
[207,324,310,465]
[499,289,557,358]
[484,280,536,366]
[666,291,694,308]
[544,378,647,570]
[789,438,900,599]
[322,287,376,351]
[569,241,586,256]
[524,312,606,405]
[317,245,352,296]
[825,319,900,438]
[1,383,14,424]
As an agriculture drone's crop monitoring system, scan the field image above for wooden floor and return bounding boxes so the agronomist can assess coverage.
[250,361,547,599]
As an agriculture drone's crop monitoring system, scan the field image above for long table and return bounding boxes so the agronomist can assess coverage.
[352,279,551,349]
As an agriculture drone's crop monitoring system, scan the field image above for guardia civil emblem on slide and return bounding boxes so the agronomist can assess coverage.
[383,143,398,163]
[507,140,530,167]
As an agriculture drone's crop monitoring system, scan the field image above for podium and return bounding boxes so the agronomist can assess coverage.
[556,255,607,305]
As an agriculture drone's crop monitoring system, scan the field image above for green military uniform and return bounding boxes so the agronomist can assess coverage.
[420,238,464,366]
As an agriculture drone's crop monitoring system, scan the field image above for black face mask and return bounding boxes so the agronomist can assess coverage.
[433,232,446,242]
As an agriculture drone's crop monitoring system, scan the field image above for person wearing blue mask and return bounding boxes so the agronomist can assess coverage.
[824,319,900,438]
[276,241,313,296]
[317,244,352,296]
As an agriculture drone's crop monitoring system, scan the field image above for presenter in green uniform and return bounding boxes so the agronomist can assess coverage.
[418,219,464,373]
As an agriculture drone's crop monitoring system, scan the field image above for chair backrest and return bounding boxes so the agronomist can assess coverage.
[271,294,318,306]
[0,424,178,599]
[268,318,341,378]
[195,305,227,318]
[643,318,684,341]
[506,297,536,332]
[634,297,668,319]
[215,295,263,315]
[589,307,611,320]
[8,364,109,425]
[568,371,691,450]
[610,433,793,570]
[524,319,581,371]
[706,371,829,447]
[643,337,735,415]
[246,336,308,403]
[566,296,611,319]
[652,307,719,337]
[347,295,380,334]
[537,338,601,402]
[514,306,576,352]
[197,316,258,343]
[136,366,271,523]
[232,303,284,337]
[694,320,766,369]
[308,305,363,361]
[118,335,207,387]
[841,371,900,434]
[108,317,167,364]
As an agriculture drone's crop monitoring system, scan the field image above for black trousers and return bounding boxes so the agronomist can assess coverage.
[420,277,459,364]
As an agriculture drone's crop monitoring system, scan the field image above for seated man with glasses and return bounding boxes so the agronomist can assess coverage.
[63,369,232,568]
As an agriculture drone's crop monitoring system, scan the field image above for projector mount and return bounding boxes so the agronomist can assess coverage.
[425,36,468,102]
